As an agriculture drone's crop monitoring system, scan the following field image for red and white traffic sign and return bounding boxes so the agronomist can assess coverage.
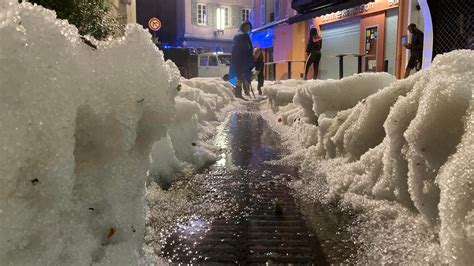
[148,17,162,31]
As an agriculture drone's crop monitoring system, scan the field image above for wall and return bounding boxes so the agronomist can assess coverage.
[126,0,136,23]
[273,21,307,79]
[409,0,424,31]
[252,0,295,28]
[251,0,303,79]
[110,0,136,24]
[183,0,252,42]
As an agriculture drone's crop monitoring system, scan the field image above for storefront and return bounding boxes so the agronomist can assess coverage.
[251,0,435,80]
[313,0,401,79]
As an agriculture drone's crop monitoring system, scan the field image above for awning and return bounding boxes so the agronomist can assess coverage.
[252,18,289,33]
[251,28,274,49]
[288,0,372,24]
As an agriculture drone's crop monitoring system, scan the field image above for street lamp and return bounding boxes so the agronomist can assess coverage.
[215,7,225,36]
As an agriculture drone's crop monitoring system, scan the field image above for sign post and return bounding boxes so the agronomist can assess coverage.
[148,17,161,44]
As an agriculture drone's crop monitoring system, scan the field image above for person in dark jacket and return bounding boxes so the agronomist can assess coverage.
[253,48,264,95]
[404,23,424,78]
[304,28,322,80]
[231,21,254,98]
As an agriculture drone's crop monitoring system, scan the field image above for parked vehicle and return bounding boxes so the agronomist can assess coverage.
[162,48,231,80]
[198,52,232,80]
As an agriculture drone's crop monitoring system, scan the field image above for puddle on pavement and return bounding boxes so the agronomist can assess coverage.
[157,112,357,264]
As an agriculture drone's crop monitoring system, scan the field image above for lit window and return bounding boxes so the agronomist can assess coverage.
[224,7,229,27]
[217,7,229,30]
[197,4,207,26]
[242,8,250,22]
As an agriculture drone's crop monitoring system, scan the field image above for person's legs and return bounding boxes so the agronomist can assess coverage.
[235,73,244,98]
[243,79,250,96]
[404,55,417,78]
[304,53,313,80]
[257,75,264,95]
[313,53,321,79]
[415,56,423,71]
[241,71,251,96]
[404,67,412,78]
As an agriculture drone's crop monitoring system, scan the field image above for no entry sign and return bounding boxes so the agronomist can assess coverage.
[148,17,161,31]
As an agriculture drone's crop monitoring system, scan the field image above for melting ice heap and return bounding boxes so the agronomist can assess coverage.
[264,51,473,263]
[0,1,238,265]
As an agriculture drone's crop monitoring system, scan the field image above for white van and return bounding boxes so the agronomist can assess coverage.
[198,52,232,80]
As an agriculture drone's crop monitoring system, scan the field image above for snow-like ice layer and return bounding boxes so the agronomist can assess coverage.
[149,78,241,186]
[264,50,473,264]
[263,79,308,112]
[0,3,179,265]
[0,2,241,265]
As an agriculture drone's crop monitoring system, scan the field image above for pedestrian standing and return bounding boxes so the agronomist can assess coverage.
[304,28,322,80]
[404,23,424,78]
[253,48,265,95]
[231,21,254,99]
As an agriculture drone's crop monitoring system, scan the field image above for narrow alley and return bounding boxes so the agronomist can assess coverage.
[159,109,356,264]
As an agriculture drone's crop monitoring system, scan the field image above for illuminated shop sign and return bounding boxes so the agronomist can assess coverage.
[320,0,399,23]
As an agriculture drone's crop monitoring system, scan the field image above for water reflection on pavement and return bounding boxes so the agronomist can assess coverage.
[159,112,356,264]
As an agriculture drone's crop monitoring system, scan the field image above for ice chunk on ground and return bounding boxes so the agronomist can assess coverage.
[262,50,473,264]
[0,2,242,265]
[0,2,177,264]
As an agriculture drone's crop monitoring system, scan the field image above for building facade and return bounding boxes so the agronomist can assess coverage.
[251,0,445,80]
[110,0,137,24]
[137,0,251,52]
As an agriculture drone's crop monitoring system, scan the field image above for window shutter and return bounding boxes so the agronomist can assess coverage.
[191,0,197,25]
[208,4,218,27]
[231,5,243,28]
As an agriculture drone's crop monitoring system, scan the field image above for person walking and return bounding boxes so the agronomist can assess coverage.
[304,28,322,80]
[253,48,265,95]
[231,21,254,99]
[404,23,424,78]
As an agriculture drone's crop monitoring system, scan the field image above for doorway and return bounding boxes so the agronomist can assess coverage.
[364,26,379,72]
[360,12,386,72]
